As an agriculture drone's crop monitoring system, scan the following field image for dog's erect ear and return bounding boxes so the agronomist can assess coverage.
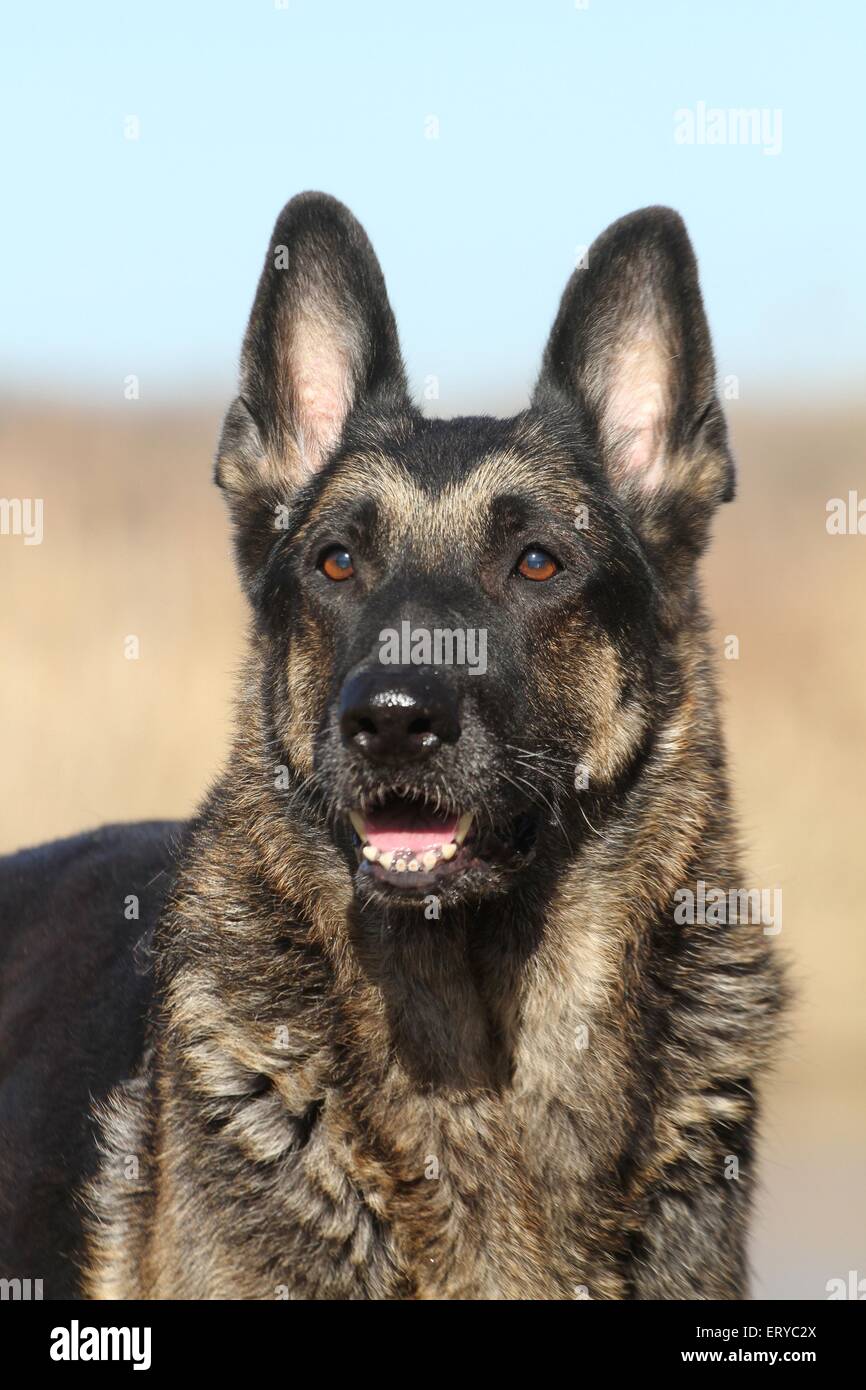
[533,207,734,550]
[216,193,410,497]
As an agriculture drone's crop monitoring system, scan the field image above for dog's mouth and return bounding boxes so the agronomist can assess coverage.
[346,794,537,895]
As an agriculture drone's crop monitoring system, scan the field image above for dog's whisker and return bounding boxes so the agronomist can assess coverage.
[504,770,574,854]
[575,801,604,839]
[505,744,579,768]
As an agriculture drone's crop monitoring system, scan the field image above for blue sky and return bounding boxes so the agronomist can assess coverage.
[2,0,863,407]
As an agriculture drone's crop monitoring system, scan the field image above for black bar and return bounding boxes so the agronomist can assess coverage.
[2,1298,860,1375]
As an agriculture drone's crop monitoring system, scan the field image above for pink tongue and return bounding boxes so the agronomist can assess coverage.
[364,807,459,853]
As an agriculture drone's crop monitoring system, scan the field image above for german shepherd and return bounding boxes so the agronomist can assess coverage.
[0,194,785,1300]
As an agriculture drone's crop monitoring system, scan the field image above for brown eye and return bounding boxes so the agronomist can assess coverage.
[517,547,558,581]
[320,546,355,581]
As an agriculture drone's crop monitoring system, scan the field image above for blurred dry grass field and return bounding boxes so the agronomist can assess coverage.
[2,397,864,1298]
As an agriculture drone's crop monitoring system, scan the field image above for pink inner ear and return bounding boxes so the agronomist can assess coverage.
[604,336,670,490]
[290,313,354,476]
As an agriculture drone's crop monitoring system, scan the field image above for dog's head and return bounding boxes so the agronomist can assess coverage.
[216,193,733,911]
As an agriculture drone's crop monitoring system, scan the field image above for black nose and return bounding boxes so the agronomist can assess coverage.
[339,667,461,763]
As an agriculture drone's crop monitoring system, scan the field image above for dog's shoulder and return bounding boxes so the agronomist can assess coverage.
[0,819,182,961]
[0,820,182,1297]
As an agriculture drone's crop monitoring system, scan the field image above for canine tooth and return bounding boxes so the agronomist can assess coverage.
[441,842,457,861]
[395,858,407,872]
[379,851,394,871]
[454,812,474,845]
[362,845,379,862]
[421,850,439,871]
[408,858,420,872]
[349,812,366,839]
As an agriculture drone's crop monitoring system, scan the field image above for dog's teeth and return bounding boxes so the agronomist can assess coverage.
[421,850,439,871]
[379,851,394,871]
[441,842,457,861]
[362,845,379,862]
[454,812,474,845]
[349,812,366,839]
[395,858,407,872]
[408,858,420,872]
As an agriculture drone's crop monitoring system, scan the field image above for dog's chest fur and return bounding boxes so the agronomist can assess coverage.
[81,671,782,1302]
[87,1050,632,1300]
[84,822,645,1300]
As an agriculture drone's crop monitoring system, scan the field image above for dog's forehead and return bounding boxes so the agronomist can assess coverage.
[306,427,588,554]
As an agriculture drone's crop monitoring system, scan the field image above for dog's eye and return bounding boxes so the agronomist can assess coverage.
[319,546,355,581]
[516,547,559,582]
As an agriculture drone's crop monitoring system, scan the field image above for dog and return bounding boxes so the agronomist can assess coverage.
[0,193,786,1299]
